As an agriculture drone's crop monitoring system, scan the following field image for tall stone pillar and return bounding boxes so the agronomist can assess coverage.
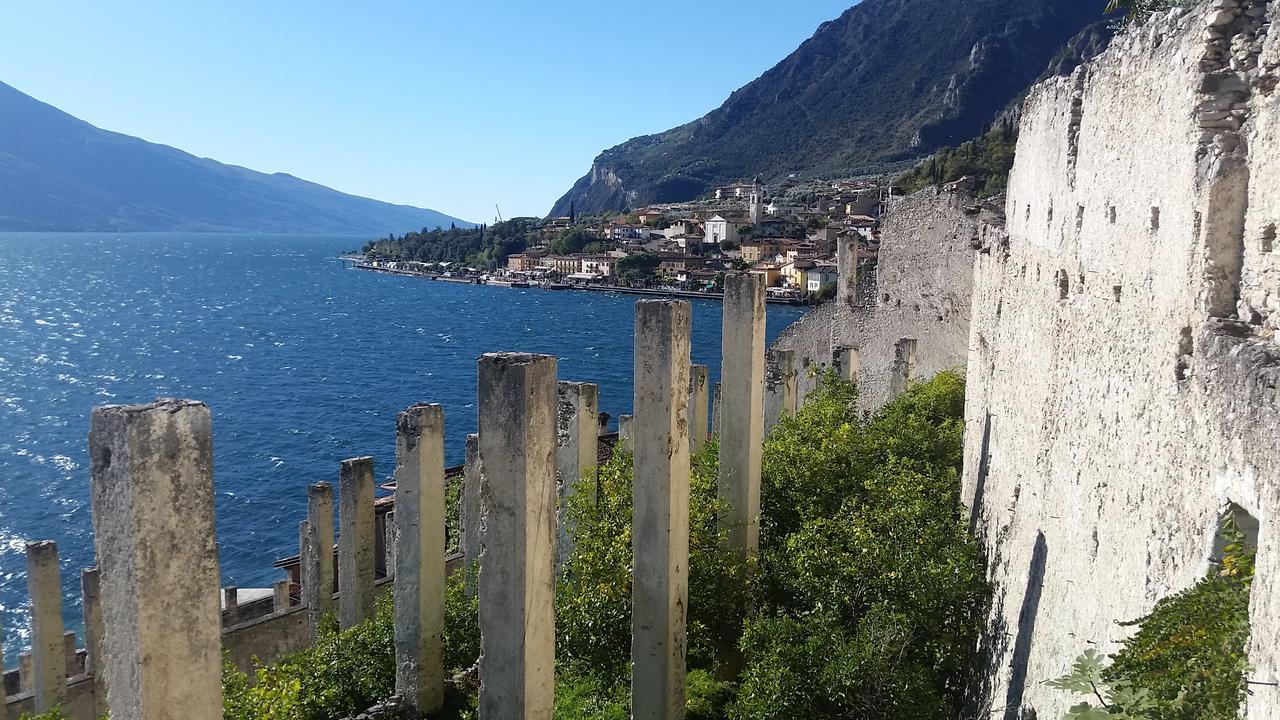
[273,579,291,613]
[688,365,710,454]
[25,541,65,713]
[889,338,918,400]
[462,434,482,596]
[394,403,446,715]
[89,399,222,720]
[618,415,634,450]
[299,520,321,636]
[18,653,32,692]
[631,301,692,719]
[556,382,599,566]
[763,349,798,436]
[307,482,336,619]
[718,272,765,559]
[711,382,723,437]
[0,641,6,720]
[837,233,858,306]
[339,457,376,629]
[477,353,557,719]
[80,568,105,708]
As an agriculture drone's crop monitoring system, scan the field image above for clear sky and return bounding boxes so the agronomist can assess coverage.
[0,1,856,223]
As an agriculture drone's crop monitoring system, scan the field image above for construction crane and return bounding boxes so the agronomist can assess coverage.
[495,204,504,223]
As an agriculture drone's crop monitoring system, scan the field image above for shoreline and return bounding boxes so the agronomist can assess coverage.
[351,262,810,306]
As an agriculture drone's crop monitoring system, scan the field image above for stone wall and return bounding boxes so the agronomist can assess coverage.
[963,1,1280,717]
[771,183,1001,413]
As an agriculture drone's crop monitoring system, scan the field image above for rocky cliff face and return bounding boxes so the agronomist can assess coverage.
[550,0,1110,216]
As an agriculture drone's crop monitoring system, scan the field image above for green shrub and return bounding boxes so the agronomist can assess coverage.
[1049,516,1255,719]
[224,574,480,720]
[555,441,750,683]
[734,370,986,720]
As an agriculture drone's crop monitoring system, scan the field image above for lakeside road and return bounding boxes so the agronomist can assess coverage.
[351,262,809,306]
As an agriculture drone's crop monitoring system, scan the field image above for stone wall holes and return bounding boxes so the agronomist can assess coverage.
[1176,326,1194,382]
[889,338,918,400]
[1200,158,1249,318]
[1056,269,1070,300]
[1151,206,1161,233]
[1262,223,1275,254]
[1076,204,1086,238]
[1210,502,1259,567]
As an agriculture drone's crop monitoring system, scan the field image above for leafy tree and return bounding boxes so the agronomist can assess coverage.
[732,371,986,720]
[895,121,1017,198]
[551,228,598,255]
[615,253,661,285]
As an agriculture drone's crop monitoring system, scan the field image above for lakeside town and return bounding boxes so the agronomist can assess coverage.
[355,176,890,305]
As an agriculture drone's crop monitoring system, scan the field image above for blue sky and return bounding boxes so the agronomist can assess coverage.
[0,1,855,223]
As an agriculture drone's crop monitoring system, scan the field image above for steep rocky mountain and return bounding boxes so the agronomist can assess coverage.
[0,81,470,233]
[550,0,1110,216]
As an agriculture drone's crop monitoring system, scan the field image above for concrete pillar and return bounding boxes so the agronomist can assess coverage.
[339,456,376,629]
[307,482,336,619]
[224,586,239,611]
[718,272,766,559]
[62,632,77,676]
[833,346,860,387]
[393,403,446,715]
[711,382,723,437]
[80,568,105,684]
[837,233,858,306]
[0,642,6,720]
[556,382,599,492]
[462,434,482,596]
[19,654,31,692]
[299,520,323,638]
[688,364,709,454]
[631,301,692,719]
[763,349,797,436]
[889,338,918,400]
[26,541,65,712]
[273,579,291,613]
[556,381,599,567]
[384,516,398,581]
[477,353,557,719]
[618,414,634,450]
[89,399,223,720]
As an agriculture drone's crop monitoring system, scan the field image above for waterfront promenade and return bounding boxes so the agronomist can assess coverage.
[351,262,809,306]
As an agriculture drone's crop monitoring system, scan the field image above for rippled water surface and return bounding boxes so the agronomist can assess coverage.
[0,232,803,660]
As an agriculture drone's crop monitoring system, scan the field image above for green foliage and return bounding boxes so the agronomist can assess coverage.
[555,441,749,683]
[1104,0,1192,24]
[614,253,661,284]
[223,578,480,720]
[550,228,598,255]
[733,370,985,720]
[808,281,837,304]
[1049,516,1256,719]
[895,123,1017,198]
[362,218,539,270]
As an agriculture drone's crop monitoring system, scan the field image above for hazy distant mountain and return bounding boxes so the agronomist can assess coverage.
[550,0,1108,216]
[0,81,470,233]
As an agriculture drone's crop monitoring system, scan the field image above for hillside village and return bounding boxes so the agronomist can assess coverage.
[361,178,893,303]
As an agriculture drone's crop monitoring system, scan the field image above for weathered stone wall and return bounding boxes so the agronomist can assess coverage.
[964,2,1280,717]
[772,185,999,413]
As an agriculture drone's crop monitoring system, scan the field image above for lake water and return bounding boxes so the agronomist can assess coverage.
[0,232,804,661]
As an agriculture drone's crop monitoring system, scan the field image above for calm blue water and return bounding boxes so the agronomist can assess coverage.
[0,232,803,662]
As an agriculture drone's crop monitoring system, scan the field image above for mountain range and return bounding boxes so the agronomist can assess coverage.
[0,80,470,234]
[550,0,1111,217]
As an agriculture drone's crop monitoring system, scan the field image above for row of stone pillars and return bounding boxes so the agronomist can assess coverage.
[3,271,770,720]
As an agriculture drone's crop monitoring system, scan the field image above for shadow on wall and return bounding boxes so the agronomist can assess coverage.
[970,411,993,537]
[1003,531,1048,720]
